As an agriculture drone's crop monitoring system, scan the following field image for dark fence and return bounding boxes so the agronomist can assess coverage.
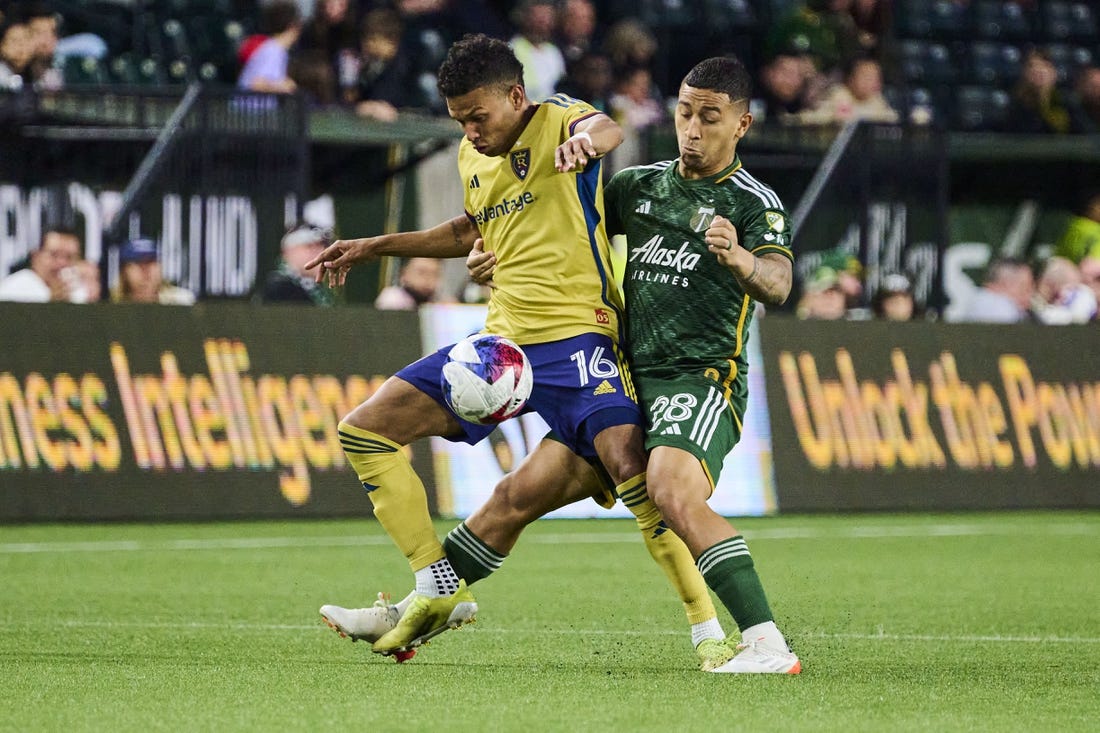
[789,123,950,313]
[0,86,308,298]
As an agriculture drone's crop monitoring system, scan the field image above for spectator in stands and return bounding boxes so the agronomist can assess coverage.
[293,0,359,105]
[796,55,899,125]
[72,258,102,304]
[556,0,598,65]
[258,223,335,305]
[871,271,916,321]
[238,0,302,95]
[848,0,893,65]
[756,52,819,124]
[350,8,419,120]
[1032,256,1097,324]
[1055,190,1100,264]
[389,0,509,113]
[609,65,664,131]
[25,1,61,91]
[1080,256,1100,306]
[608,64,664,171]
[1005,48,1070,134]
[796,266,848,320]
[0,227,81,302]
[956,257,1034,323]
[374,257,443,310]
[767,0,862,77]
[556,51,613,112]
[603,18,658,79]
[509,0,565,103]
[111,238,195,306]
[0,17,32,90]
[1068,66,1100,135]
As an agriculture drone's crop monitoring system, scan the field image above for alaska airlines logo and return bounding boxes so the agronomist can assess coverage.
[473,192,536,226]
[510,148,531,180]
[629,234,701,273]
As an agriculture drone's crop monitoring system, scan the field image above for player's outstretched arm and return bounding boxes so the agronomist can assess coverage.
[305,215,479,287]
[555,113,624,173]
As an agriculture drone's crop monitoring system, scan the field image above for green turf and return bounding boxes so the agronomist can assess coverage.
[2,512,1097,732]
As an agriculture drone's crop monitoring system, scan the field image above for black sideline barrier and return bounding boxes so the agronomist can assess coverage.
[760,318,1100,511]
[0,303,424,521]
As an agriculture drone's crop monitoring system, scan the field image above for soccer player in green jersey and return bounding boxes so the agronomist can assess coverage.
[308,34,729,669]
[463,55,801,673]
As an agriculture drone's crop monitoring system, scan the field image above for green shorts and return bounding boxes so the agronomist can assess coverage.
[635,372,745,488]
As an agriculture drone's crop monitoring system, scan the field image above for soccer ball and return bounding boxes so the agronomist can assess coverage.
[441,334,533,424]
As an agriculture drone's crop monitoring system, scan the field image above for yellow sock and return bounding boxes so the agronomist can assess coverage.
[616,473,717,625]
[338,421,444,572]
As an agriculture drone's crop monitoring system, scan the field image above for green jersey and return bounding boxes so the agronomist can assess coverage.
[604,156,793,393]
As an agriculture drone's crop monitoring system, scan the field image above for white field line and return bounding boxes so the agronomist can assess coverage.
[0,522,1095,555]
[13,618,1100,646]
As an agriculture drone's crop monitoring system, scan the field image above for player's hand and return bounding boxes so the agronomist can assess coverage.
[304,238,376,288]
[466,238,497,287]
[705,215,745,261]
[555,131,596,173]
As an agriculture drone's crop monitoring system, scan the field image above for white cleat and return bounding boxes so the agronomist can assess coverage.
[710,637,802,674]
[320,593,400,643]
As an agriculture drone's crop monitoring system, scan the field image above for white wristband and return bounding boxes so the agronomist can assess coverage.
[571,131,593,148]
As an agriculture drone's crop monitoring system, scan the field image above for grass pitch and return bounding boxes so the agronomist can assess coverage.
[2,511,1098,732]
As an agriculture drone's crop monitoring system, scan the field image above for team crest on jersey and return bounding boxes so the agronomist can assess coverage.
[510,148,531,180]
[690,206,716,232]
[766,211,786,232]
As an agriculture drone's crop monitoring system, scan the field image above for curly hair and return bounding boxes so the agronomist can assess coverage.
[682,56,752,104]
[437,34,524,99]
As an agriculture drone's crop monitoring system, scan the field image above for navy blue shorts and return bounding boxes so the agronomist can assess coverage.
[397,332,642,460]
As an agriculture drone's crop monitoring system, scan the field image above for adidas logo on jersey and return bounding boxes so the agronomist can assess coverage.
[660,424,682,435]
[635,200,651,214]
[592,380,617,396]
[469,175,480,189]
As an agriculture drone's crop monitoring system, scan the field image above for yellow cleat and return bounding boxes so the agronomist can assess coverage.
[371,580,478,657]
[696,638,737,672]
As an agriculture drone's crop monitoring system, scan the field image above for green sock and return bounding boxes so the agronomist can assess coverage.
[697,535,774,631]
[443,522,506,585]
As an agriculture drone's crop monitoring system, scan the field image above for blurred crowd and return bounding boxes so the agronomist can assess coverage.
[2,1,1100,316]
[796,189,1100,324]
[5,1,1100,133]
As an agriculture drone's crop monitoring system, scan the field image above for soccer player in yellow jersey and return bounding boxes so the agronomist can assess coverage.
[307,34,727,667]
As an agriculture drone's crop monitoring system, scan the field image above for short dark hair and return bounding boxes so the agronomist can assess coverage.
[437,34,523,99]
[41,226,80,249]
[260,0,301,35]
[682,56,752,103]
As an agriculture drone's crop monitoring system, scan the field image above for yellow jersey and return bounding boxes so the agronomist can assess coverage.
[459,94,624,346]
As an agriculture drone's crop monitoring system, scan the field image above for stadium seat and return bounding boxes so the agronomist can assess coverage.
[108,54,162,86]
[1044,44,1095,86]
[1040,2,1097,42]
[62,55,107,85]
[972,0,1033,41]
[953,85,1011,132]
[966,42,1023,87]
[898,40,958,86]
[164,57,194,85]
[184,15,244,83]
[896,0,972,40]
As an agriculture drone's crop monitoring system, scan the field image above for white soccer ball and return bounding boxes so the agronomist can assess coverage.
[441,334,533,424]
